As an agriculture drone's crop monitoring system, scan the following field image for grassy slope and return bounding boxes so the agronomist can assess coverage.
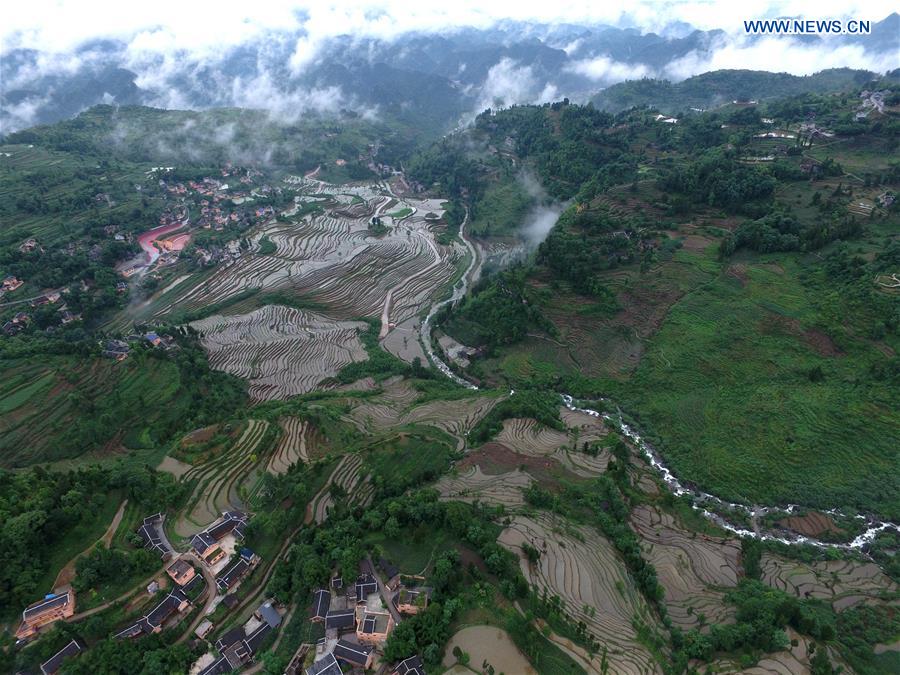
[447,113,899,516]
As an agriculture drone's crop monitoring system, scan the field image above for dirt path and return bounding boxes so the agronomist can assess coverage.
[66,566,163,622]
[53,499,128,592]
[176,553,220,643]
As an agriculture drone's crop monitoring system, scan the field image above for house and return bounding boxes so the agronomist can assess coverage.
[198,656,232,675]
[393,587,431,615]
[3,321,20,336]
[355,573,378,603]
[116,281,129,293]
[214,620,273,671]
[257,601,282,628]
[16,590,76,640]
[311,589,331,621]
[216,558,250,592]
[166,559,196,586]
[334,639,374,669]
[2,276,23,292]
[356,609,394,645]
[103,339,130,361]
[306,653,342,675]
[325,608,356,631]
[190,511,248,565]
[59,309,80,325]
[136,513,171,558]
[115,589,189,639]
[13,312,29,324]
[215,626,247,653]
[331,576,343,590]
[195,619,214,639]
[40,638,84,674]
[393,655,427,675]
[145,332,162,346]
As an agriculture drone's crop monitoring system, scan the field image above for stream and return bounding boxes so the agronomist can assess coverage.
[420,213,900,553]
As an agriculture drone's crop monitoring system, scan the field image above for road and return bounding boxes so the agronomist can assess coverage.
[176,553,219,643]
[364,556,402,626]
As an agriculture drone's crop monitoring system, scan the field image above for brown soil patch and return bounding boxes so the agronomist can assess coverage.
[802,328,842,357]
[460,442,579,488]
[759,315,842,357]
[182,424,219,446]
[682,234,714,252]
[778,512,845,538]
[726,263,749,286]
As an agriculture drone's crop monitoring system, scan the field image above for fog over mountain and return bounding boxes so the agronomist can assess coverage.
[2,1,898,133]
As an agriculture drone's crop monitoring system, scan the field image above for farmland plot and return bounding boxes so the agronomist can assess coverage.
[191,305,368,401]
[435,465,532,508]
[350,390,499,450]
[175,419,270,535]
[499,514,664,675]
[157,179,461,365]
[267,417,324,474]
[760,554,899,610]
[308,454,372,524]
[495,412,611,477]
[630,505,740,631]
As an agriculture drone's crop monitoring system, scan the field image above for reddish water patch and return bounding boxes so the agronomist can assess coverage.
[138,222,185,263]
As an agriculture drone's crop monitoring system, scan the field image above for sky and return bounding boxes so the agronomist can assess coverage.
[3,0,897,54]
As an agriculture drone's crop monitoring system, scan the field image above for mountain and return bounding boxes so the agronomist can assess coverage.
[2,17,897,134]
[591,68,888,113]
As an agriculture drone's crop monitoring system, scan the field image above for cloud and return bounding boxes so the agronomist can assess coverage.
[565,55,653,82]
[665,34,899,80]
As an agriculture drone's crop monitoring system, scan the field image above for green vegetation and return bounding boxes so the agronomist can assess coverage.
[470,389,563,444]
[0,465,182,617]
[469,179,534,237]
[0,332,246,466]
[363,429,456,498]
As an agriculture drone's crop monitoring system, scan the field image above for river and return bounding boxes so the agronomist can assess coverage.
[419,212,900,553]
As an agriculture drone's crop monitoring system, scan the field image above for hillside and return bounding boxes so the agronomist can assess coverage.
[433,88,900,518]
[592,68,894,113]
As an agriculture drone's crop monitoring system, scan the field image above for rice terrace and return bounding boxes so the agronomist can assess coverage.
[1,5,900,675]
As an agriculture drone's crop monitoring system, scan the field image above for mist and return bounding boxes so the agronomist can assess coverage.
[518,171,568,248]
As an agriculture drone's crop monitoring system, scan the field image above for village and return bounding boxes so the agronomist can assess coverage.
[13,501,431,675]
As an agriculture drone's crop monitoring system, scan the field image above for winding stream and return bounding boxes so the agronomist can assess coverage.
[420,213,900,553]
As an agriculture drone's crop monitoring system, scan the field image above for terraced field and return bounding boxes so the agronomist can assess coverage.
[760,554,899,611]
[499,513,664,674]
[435,465,532,508]
[308,454,372,524]
[191,305,368,401]
[494,412,610,477]
[267,417,324,474]
[349,384,500,450]
[156,178,462,364]
[630,505,741,631]
[175,419,271,535]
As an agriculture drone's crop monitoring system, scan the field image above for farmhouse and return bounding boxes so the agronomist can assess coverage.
[190,510,248,566]
[115,588,189,639]
[393,655,427,675]
[40,638,84,674]
[356,608,394,644]
[16,589,76,640]
[204,601,277,673]
[325,608,356,631]
[166,558,196,586]
[354,573,378,603]
[378,557,400,589]
[215,557,250,592]
[2,276,23,292]
[334,639,374,669]
[136,513,172,558]
[306,653,342,675]
[311,588,331,621]
[393,586,431,615]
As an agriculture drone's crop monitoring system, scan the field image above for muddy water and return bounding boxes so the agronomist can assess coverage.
[442,625,536,674]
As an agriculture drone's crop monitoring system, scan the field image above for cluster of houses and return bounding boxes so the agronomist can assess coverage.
[196,600,282,674]
[100,331,177,360]
[2,311,30,336]
[302,559,430,675]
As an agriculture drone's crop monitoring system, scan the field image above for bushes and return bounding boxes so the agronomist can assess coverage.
[73,546,158,593]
